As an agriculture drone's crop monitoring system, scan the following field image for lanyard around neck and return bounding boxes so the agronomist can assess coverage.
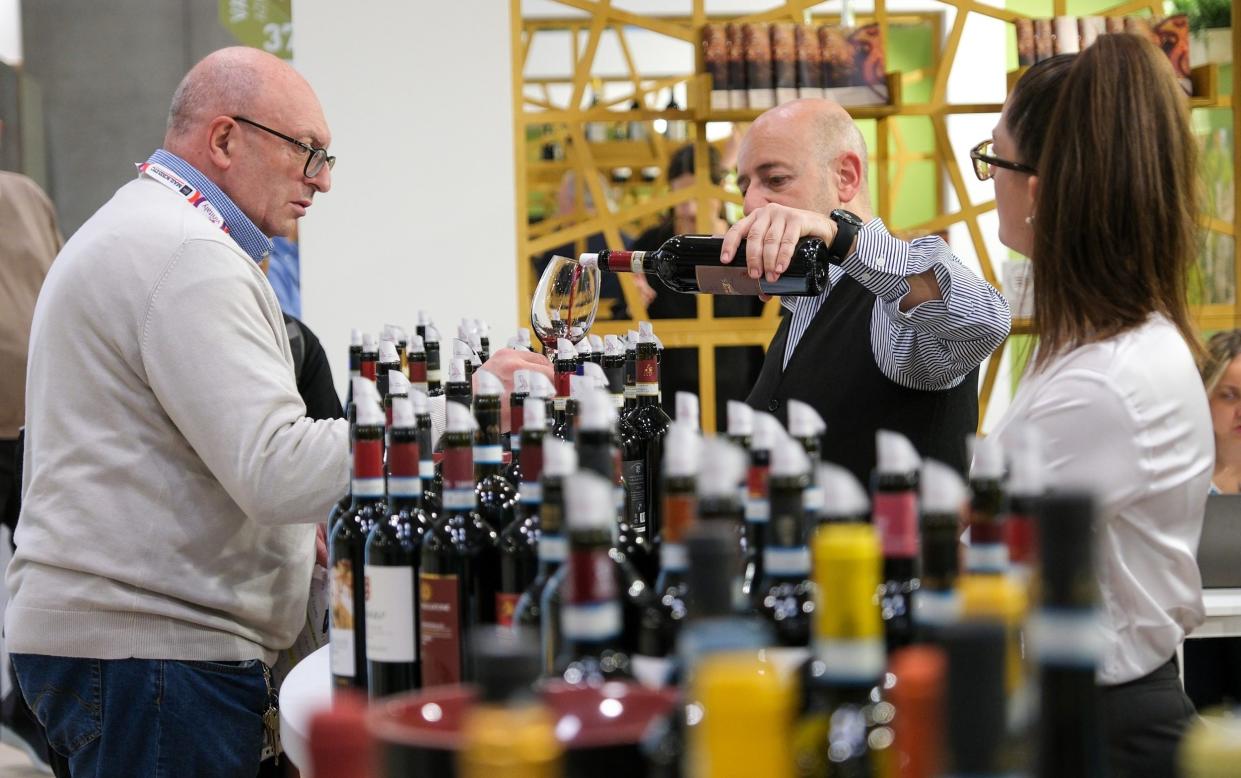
[137,161,230,234]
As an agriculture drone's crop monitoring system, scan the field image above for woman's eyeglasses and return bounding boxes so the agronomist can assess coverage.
[970,139,1036,181]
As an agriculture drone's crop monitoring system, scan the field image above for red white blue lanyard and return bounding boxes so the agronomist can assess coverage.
[137,161,230,234]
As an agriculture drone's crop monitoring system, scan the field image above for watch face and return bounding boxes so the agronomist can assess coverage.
[831,209,863,228]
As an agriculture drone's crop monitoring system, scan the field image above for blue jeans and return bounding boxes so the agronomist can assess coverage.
[12,654,268,778]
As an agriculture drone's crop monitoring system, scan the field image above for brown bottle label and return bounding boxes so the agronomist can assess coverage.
[409,359,427,383]
[695,266,761,295]
[662,494,696,544]
[495,592,520,627]
[329,559,356,678]
[419,573,461,686]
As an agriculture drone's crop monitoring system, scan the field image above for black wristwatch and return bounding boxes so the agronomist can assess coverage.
[826,209,864,264]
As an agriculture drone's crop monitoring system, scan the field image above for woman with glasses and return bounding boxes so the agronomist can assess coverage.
[983,36,1209,778]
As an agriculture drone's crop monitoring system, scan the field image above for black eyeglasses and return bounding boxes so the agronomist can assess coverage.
[232,116,336,178]
[970,139,1036,181]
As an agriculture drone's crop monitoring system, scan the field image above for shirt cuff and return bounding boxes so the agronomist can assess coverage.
[838,218,939,304]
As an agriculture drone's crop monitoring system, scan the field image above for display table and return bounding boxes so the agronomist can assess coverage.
[1193,588,1241,639]
[279,644,331,773]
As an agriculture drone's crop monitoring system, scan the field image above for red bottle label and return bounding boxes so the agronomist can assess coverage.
[388,440,420,479]
[495,592,521,627]
[606,250,637,272]
[354,439,384,480]
[873,490,919,559]
[409,360,427,383]
[419,573,461,687]
[1005,513,1036,564]
[747,464,769,499]
[442,446,473,488]
[521,444,544,484]
[511,405,525,436]
[555,368,573,398]
[567,548,617,605]
[362,359,377,381]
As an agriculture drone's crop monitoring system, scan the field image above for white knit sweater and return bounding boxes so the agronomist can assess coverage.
[6,175,349,665]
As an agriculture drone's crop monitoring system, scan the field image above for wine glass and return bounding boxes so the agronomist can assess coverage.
[530,255,600,352]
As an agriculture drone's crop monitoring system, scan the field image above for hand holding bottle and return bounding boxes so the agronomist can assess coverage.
[719,202,837,294]
[478,348,554,432]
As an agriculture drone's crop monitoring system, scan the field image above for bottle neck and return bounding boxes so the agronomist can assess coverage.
[408,354,428,393]
[416,416,436,484]
[966,481,1008,575]
[659,481,696,578]
[554,361,575,399]
[745,457,771,524]
[519,430,545,488]
[634,344,659,398]
[602,249,656,274]
[387,430,423,513]
[763,475,810,581]
[440,431,477,514]
[873,483,918,562]
[509,393,528,441]
[350,425,386,507]
[474,397,504,479]
[538,478,566,568]
[562,528,621,649]
[360,354,378,382]
[425,343,442,391]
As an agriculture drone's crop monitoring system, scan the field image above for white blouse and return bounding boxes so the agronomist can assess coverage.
[991,314,1212,685]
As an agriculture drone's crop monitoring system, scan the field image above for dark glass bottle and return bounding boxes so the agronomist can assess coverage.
[602,335,627,412]
[944,622,1010,777]
[551,339,577,440]
[582,233,830,297]
[382,369,409,444]
[967,435,1009,576]
[365,396,430,699]
[794,523,891,775]
[619,322,669,579]
[553,471,635,685]
[1005,428,1044,586]
[516,437,575,674]
[742,413,777,606]
[407,335,429,397]
[634,422,699,688]
[345,327,362,408]
[418,403,500,687]
[497,396,546,627]
[873,429,921,654]
[501,369,531,489]
[1035,493,1104,778]
[787,399,827,517]
[377,339,401,402]
[915,460,966,644]
[423,323,444,397]
[622,330,638,415]
[475,319,491,363]
[445,356,472,411]
[755,434,814,648]
[695,437,749,564]
[329,332,363,535]
[360,332,379,383]
[412,389,439,518]
[330,378,386,691]
[473,369,519,532]
[586,334,605,366]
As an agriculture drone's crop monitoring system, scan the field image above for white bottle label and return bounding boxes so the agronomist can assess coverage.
[364,565,417,663]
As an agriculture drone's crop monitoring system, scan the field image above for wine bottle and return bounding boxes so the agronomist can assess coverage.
[502,369,532,489]
[377,338,401,401]
[457,628,562,778]
[873,429,922,654]
[419,403,501,687]
[634,421,700,688]
[384,324,408,375]
[454,338,479,387]
[516,437,576,674]
[365,395,430,699]
[330,377,386,691]
[943,622,1011,777]
[815,462,870,524]
[551,339,577,439]
[675,391,700,432]
[623,329,639,415]
[755,432,814,647]
[619,321,670,573]
[424,323,444,397]
[742,412,779,606]
[383,369,409,445]
[695,437,750,560]
[967,435,1008,576]
[410,389,438,518]
[497,395,546,628]
[554,374,583,443]
[587,334,605,365]
[794,523,891,775]
[1004,427,1044,588]
[1033,493,1104,778]
[580,233,831,297]
[473,369,519,532]
[474,318,491,363]
[915,460,966,644]
[553,471,635,685]
[602,335,626,410]
[307,693,376,778]
[345,327,363,407]
[691,653,795,778]
[360,332,378,383]
[787,399,827,517]
[407,335,428,396]
[415,309,431,342]
[445,356,472,410]
[888,646,946,778]
[330,331,363,535]
[575,336,595,368]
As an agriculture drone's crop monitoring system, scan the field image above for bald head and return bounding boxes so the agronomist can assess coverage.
[754,99,868,184]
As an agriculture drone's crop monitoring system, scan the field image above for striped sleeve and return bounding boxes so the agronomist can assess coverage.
[838,220,1011,390]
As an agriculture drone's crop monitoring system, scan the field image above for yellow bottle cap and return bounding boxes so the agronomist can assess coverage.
[812,523,883,641]
[959,574,1028,623]
[691,652,795,778]
[458,703,563,778]
[1180,712,1241,778]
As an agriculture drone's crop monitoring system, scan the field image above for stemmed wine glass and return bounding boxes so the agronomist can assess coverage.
[530,255,600,352]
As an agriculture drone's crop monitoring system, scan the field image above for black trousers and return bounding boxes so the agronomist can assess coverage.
[1100,657,1197,778]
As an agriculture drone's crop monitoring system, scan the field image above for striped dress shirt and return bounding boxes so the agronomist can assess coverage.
[782,218,1011,389]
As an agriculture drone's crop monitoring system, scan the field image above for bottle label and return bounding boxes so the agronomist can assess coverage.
[443,446,473,486]
[539,533,567,563]
[803,485,825,515]
[387,476,422,498]
[694,266,810,295]
[563,601,622,642]
[630,654,674,689]
[388,441,421,482]
[496,592,521,627]
[764,545,811,577]
[913,588,962,628]
[409,360,427,383]
[636,356,659,396]
[661,542,687,573]
[364,565,417,663]
[604,250,642,273]
[965,542,1009,575]
[353,438,385,497]
[473,444,503,465]
[555,370,573,399]
[873,490,919,558]
[623,459,648,533]
[419,460,436,479]
[745,465,770,523]
[442,488,475,511]
[427,368,443,383]
[521,481,542,505]
[329,559,356,678]
[418,573,462,686]
[811,637,886,683]
[663,493,695,545]
[1005,514,1036,564]
[510,407,525,437]
[1028,608,1104,668]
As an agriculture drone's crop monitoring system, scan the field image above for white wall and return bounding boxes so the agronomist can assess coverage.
[0,0,19,63]
[293,0,518,397]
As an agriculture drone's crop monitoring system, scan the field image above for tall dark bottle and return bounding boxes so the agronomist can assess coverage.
[473,369,519,531]
[944,622,1011,777]
[755,432,814,647]
[619,321,670,572]
[407,335,429,397]
[365,395,430,698]
[345,327,363,407]
[915,460,967,644]
[330,377,386,690]
[497,394,546,627]
[424,323,444,397]
[518,438,576,674]
[601,335,627,411]
[553,471,635,685]
[411,389,439,518]
[1005,427,1044,586]
[580,233,830,297]
[873,429,922,653]
[695,437,749,559]
[384,324,408,374]
[622,330,638,415]
[502,369,532,488]
[445,356,472,410]
[966,435,1008,576]
[787,399,827,516]
[634,421,700,687]
[551,339,577,440]
[419,403,501,687]
[742,412,778,605]
[815,462,871,524]
[793,523,891,775]
[330,330,364,534]
[1034,493,1104,778]
[377,339,401,402]
[383,369,409,445]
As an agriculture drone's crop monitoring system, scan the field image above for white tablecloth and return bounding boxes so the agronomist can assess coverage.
[279,644,332,773]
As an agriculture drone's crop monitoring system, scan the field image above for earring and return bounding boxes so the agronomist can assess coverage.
[1025,214,1035,225]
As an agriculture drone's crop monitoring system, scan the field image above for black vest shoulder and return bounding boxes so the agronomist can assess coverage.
[746,275,979,485]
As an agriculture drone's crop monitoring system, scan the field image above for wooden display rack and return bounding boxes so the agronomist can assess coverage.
[511,0,1241,432]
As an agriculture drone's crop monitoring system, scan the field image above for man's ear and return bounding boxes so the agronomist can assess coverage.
[835,150,865,204]
[206,116,237,171]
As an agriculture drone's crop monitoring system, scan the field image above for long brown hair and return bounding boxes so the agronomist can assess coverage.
[1020,34,1201,370]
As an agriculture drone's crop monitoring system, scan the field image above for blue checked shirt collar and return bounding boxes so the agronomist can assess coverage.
[145,149,273,263]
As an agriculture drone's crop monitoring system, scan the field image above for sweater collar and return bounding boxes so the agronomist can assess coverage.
[143,149,273,263]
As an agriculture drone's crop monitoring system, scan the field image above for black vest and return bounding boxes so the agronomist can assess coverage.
[747,274,979,485]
